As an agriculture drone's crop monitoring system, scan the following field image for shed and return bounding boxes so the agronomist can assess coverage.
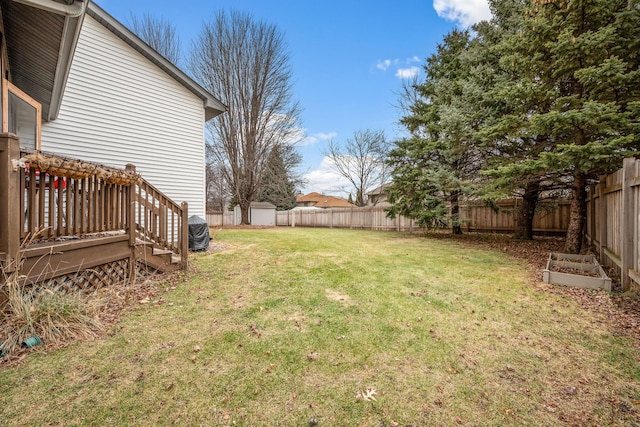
[234,202,277,226]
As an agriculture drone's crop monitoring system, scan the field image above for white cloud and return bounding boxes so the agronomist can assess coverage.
[376,59,392,71]
[299,131,337,147]
[316,132,338,140]
[376,58,421,74]
[302,156,351,195]
[395,67,420,79]
[433,0,492,27]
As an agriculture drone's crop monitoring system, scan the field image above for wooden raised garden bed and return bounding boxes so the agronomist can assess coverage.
[543,253,612,291]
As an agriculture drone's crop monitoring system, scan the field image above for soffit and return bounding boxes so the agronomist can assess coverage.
[0,0,83,121]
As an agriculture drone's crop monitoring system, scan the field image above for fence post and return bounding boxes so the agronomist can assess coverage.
[181,201,189,269]
[620,158,635,290]
[587,184,596,248]
[597,176,608,265]
[0,134,21,271]
[350,207,353,230]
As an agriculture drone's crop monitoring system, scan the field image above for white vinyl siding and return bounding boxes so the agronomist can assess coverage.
[42,15,206,218]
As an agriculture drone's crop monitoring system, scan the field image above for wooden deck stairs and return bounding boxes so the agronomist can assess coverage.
[135,239,182,273]
[0,136,190,289]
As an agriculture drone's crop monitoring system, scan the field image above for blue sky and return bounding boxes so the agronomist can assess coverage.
[94,0,491,196]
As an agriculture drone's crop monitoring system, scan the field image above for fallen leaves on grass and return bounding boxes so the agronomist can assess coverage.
[249,323,261,338]
[424,231,640,345]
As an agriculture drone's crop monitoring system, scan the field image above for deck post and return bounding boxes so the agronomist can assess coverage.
[0,133,21,272]
[181,201,188,269]
[125,164,137,283]
[125,164,137,247]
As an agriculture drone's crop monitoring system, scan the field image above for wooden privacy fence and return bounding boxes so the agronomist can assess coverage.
[459,199,570,233]
[277,207,418,231]
[586,158,640,291]
[273,199,570,234]
[206,211,234,227]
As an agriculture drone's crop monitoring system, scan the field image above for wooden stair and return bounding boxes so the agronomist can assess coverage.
[135,240,182,273]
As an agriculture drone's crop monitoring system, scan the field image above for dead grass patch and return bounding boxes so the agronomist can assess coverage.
[325,289,355,307]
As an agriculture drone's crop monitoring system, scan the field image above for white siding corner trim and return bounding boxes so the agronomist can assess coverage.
[42,15,207,218]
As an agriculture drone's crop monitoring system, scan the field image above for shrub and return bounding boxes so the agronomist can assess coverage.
[1,256,105,358]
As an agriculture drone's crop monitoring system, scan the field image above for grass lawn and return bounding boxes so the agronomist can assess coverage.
[1,228,638,426]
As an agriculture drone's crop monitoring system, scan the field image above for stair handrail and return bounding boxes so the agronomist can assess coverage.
[132,175,188,268]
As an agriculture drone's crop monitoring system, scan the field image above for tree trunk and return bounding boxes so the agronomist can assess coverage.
[564,173,587,253]
[240,201,250,225]
[355,189,365,207]
[450,191,462,235]
[514,181,539,240]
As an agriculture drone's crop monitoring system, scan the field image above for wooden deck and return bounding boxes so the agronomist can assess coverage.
[0,133,188,290]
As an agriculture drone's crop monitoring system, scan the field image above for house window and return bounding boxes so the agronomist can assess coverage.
[2,79,42,149]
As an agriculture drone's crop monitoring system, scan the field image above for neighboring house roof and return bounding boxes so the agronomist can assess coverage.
[0,0,87,121]
[296,192,324,203]
[296,192,355,208]
[314,196,354,208]
[366,183,392,196]
[86,2,226,121]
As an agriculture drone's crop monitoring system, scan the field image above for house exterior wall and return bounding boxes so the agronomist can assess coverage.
[41,15,207,217]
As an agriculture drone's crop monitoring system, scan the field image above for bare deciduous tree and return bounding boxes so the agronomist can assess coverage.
[324,129,391,207]
[190,10,301,224]
[129,13,181,65]
[205,144,230,212]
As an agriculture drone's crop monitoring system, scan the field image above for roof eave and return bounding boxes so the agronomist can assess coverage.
[86,1,226,120]
[48,11,86,121]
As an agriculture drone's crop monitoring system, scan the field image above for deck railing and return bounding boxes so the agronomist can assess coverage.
[0,133,188,271]
[19,157,131,240]
[134,178,188,265]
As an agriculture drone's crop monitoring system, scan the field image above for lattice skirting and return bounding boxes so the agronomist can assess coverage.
[41,259,132,290]
[39,258,155,291]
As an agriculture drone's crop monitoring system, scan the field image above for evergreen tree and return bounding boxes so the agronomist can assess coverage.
[388,0,639,247]
[387,30,483,233]
[256,144,303,210]
[484,0,640,251]
[476,0,562,240]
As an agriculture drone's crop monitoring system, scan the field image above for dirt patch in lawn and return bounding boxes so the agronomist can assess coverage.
[325,289,355,307]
